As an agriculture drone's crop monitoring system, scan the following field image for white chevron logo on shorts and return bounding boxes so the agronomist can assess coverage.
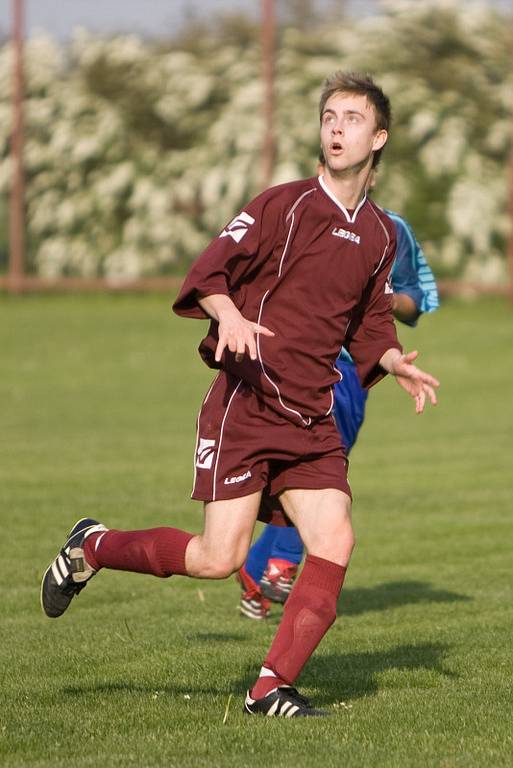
[196,438,216,470]
[220,211,255,243]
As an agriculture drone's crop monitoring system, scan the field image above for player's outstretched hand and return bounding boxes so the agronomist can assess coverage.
[392,350,439,414]
[215,308,274,363]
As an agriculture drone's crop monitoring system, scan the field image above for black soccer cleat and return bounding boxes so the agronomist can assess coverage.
[243,686,331,717]
[40,517,107,618]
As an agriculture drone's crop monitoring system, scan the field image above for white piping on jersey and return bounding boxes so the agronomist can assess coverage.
[191,373,220,499]
[327,352,346,417]
[367,200,391,276]
[203,372,220,406]
[318,175,367,224]
[278,213,295,277]
[257,188,316,426]
[285,187,316,223]
[260,184,350,426]
[257,290,312,427]
[212,379,242,501]
[326,352,345,418]
[326,387,334,416]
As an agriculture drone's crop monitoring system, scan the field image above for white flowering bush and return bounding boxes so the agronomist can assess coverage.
[0,0,510,281]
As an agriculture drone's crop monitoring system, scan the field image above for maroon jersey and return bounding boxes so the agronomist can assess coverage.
[173,175,401,426]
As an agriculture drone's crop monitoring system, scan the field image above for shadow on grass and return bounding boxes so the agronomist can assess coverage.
[300,641,456,703]
[231,641,456,703]
[60,642,456,702]
[339,580,471,616]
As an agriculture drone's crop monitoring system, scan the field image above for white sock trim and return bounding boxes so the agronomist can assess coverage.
[259,666,277,679]
[94,531,108,552]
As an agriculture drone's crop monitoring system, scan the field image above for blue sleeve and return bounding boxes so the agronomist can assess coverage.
[386,211,440,327]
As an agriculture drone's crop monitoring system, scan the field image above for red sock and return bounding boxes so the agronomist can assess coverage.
[84,528,194,577]
[251,554,346,699]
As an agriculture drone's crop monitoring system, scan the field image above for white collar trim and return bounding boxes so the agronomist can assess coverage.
[318,175,367,224]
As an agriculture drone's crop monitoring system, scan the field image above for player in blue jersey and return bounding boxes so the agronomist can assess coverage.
[237,200,440,619]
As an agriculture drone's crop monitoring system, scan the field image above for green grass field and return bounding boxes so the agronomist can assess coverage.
[1,294,512,768]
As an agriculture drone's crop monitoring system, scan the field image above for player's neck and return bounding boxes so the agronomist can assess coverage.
[322,166,371,210]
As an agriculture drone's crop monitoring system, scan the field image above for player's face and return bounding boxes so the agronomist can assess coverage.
[320,92,387,176]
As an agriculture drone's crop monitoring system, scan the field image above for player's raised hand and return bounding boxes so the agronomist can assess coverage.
[391,350,439,413]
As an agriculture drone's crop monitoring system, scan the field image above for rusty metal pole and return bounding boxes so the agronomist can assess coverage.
[509,132,513,304]
[8,0,25,293]
[507,5,513,305]
[509,12,513,305]
[261,0,276,190]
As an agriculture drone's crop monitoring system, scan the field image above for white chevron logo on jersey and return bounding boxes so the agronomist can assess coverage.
[220,211,255,243]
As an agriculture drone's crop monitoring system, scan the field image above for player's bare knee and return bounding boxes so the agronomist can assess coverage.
[208,561,239,579]
[306,525,355,565]
[201,551,243,579]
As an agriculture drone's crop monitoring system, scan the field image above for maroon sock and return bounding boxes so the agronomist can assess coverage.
[84,528,194,577]
[251,554,346,699]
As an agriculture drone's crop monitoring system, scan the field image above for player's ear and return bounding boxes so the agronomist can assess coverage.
[372,129,388,153]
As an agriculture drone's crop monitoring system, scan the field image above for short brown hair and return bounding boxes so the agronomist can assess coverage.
[319,71,391,168]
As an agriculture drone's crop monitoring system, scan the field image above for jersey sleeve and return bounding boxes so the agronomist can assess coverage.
[172,189,285,319]
[345,236,402,390]
[389,213,439,327]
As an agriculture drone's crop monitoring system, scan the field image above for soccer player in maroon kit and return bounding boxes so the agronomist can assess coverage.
[41,72,439,717]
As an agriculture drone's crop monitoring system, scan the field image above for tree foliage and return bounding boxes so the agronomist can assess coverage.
[0,0,510,281]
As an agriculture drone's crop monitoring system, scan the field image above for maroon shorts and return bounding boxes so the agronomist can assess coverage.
[191,372,351,524]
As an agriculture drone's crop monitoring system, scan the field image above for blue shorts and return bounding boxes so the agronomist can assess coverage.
[333,359,368,453]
